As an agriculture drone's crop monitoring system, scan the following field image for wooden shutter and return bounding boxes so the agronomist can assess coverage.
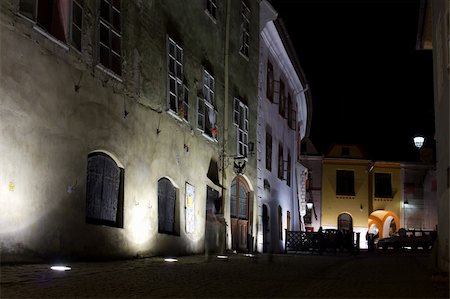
[158,178,176,233]
[86,155,104,220]
[101,155,120,222]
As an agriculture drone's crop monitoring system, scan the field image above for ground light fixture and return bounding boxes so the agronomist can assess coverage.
[217,255,229,260]
[243,254,255,258]
[413,136,425,149]
[164,258,178,262]
[50,265,71,271]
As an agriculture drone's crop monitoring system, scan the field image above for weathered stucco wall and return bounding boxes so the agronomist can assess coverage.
[0,0,247,262]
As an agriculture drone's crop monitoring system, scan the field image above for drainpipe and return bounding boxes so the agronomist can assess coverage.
[220,0,231,254]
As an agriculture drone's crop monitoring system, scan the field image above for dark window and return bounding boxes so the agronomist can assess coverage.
[286,150,291,186]
[341,147,350,156]
[278,206,282,240]
[286,211,291,232]
[279,80,286,118]
[300,141,307,154]
[266,60,274,101]
[98,0,121,76]
[158,178,177,234]
[287,94,297,130]
[265,131,272,171]
[86,153,124,228]
[336,170,355,196]
[205,0,217,20]
[375,173,392,198]
[230,178,248,219]
[19,0,74,43]
[278,143,283,180]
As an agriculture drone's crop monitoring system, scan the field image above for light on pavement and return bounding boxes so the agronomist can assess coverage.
[50,266,71,271]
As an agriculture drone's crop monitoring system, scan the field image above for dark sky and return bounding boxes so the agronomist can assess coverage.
[270,0,435,162]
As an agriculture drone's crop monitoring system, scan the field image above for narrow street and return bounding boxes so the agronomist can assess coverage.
[1,251,448,298]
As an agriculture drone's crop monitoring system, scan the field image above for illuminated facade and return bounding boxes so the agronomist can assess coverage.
[321,144,437,249]
[256,1,310,253]
[0,0,260,262]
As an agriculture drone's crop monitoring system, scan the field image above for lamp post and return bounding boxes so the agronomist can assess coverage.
[404,200,409,229]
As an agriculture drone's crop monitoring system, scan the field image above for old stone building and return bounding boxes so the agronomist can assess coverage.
[0,0,260,261]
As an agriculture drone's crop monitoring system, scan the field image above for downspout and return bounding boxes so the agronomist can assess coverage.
[220,0,231,253]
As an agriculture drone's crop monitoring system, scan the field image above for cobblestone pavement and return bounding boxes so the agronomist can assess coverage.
[1,251,448,298]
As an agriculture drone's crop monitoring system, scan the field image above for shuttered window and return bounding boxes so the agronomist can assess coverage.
[86,153,123,228]
[158,178,177,234]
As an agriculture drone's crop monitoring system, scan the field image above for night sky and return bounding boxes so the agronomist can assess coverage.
[270,0,435,162]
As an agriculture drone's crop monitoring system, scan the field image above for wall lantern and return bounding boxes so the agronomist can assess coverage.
[306,199,313,210]
[413,136,425,149]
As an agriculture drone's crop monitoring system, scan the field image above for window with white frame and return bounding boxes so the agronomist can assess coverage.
[198,70,217,138]
[239,1,250,57]
[205,0,217,20]
[168,37,189,121]
[19,0,83,50]
[98,0,121,76]
[233,98,249,157]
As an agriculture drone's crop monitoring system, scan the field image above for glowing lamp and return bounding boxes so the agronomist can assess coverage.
[217,255,229,260]
[306,199,313,210]
[164,258,178,262]
[413,136,425,149]
[50,266,71,271]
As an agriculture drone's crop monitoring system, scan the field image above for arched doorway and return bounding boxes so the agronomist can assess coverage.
[262,204,270,253]
[337,213,353,233]
[369,210,400,239]
[230,176,251,252]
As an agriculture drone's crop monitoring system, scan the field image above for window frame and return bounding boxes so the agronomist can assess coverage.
[97,0,122,76]
[374,173,393,198]
[239,1,250,58]
[265,130,272,171]
[197,69,217,139]
[278,143,284,180]
[266,60,274,102]
[233,98,249,157]
[286,149,291,186]
[205,0,217,21]
[279,80,286,118]
[230,177,249,220]
[336,170,355,196]
[278,205,283,240]
[70,0,83,52]
[167,37,187,120]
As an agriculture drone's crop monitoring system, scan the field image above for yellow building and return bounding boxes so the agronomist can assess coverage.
[321,144,402,248]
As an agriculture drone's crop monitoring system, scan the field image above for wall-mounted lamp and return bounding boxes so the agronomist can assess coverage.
[306,198,313,210]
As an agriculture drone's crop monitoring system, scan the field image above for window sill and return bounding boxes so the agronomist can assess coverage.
[197,129,218,143]
[336,195,355,199]
[167,109,189,124]
[95,64,123,82]
[33,25,69,51]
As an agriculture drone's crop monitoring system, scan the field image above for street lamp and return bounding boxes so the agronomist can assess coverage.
[413,136,425,149]
[306,198,313,210]
[404,200,409,229]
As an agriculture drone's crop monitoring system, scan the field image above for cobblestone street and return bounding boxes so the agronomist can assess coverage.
[1,251,448,298]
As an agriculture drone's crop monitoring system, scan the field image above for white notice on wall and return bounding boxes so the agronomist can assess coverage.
[185,182,195,234]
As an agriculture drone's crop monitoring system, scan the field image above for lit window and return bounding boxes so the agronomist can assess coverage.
[19,0,83,49]
[205,0,217,20]
[336,170,355,196]
[86,153,124,228]
[168,37,189,120]
[375,173,392,198]
[158,178,178,235]
[233,98,249,157]
[239,1,250,57]
[198,70,217,138]
[98,0,121,76]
